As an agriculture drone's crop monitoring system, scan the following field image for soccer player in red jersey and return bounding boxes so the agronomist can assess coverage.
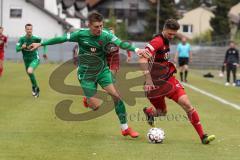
[106,27,120,76]
[139,19,215,144]
[0,27,8,77]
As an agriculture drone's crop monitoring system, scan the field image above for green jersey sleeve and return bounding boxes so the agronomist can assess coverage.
[16,37,23,52]
[67,31,80,42]
[41,31,81,46]
[35,36,42,43]
[108,32,137,52]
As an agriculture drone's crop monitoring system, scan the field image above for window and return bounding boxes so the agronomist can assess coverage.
[10,8,22,18]
[129,3,138,9]
[182,24,193,33]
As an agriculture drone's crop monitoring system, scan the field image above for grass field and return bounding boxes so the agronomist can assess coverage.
[0,61,240,160]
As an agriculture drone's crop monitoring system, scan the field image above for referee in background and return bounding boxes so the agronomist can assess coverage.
[174,37,192,82]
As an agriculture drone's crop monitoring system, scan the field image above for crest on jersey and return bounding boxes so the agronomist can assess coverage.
[98,40,103,45]
[90,47,97,53]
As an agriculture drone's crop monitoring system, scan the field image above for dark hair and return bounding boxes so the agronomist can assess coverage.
[0,26,3,29]
[163,19,180,30]
[25,23,32,28]
[88,11,103,23]
[229,40,235,44]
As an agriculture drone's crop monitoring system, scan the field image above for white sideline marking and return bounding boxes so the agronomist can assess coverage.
[183,83,240,110]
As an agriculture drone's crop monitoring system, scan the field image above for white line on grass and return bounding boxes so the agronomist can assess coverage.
[183,83,240,110]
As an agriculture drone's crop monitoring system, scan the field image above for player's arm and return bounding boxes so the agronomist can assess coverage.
[4,36,8,48]
[224,49,229,65]
[127,50,132,62]
[37,37,48,59]
[16,37,25,52]
[189,44,193,62]
[139,37,162,91]
[109,33,151,58]
[236,50,239,67]
[174,45,179,63]
[30,31,80,50]
[139,56,155,91]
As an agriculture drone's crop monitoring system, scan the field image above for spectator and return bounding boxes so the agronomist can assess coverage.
[224,41,239,86]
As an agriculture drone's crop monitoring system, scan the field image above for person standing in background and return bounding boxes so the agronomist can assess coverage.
[224,41,239,86]
[174,37,192,82]
[0,27,8,77]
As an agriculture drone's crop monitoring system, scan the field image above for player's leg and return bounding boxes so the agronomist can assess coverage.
[99,68,138,138]
[177,95,215,144]
[168,77,215,144]
[143,97,167,126]
[183,58,189,82]
[26,59,40,97]
[178,58,184,81]
[0,51,4,77]
[82,70,118,108]
[0,59,3,77]
[226,64,231,86]
[232,65,237,86]
[79,77,100,110]
[103,83,139,138]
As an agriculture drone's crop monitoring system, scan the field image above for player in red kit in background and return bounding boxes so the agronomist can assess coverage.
[139,19,215,144]
[0,27,8,77]
[106,27,120,77]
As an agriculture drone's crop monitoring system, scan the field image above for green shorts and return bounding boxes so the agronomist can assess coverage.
[24,58,40,70]
[78,67,115,98]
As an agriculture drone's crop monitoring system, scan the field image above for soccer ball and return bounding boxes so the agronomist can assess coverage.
[147,128,165,143]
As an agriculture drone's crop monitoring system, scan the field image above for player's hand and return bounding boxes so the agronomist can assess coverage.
[224,63,227,66]
[137,49,151,59]
[173,57,177,63]
[126,57,131,63]
[144,79,155,92]
[43,54,48,60]
[21,44,27,49]
[233,63,239,67]
[29,43,41,51]
[189,58,193,63]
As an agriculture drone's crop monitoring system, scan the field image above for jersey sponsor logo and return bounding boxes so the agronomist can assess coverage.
[98,40,103,45]
[164,52,170,60]
[111,36,117,42]
[90,47,97,53]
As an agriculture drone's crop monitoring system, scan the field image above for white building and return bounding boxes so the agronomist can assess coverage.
[0,0,72,38]
[228,2,240,40]
[178,6,215,39]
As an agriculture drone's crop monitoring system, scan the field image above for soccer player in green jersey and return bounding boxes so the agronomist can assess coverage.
[16,24,47,98]
[30,11,150,138]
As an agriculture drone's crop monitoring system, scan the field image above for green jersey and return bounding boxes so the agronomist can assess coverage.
[41,28,137,77]
[16,35,42,59]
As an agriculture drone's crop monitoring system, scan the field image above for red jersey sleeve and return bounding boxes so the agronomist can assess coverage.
[145,36,163,56]
[4,36,7,43]
[127,50,131,58]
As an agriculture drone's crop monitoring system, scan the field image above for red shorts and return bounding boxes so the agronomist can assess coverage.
[0,51,4,60]
[107,51,120,71]
[146,76,186,111]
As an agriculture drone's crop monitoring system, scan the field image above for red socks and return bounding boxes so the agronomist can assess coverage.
[188,108,204,139]
[0,67,3,76]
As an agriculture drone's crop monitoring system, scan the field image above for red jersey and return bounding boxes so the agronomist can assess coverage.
[0,34,7,52]
[145,33,176,80]
[107,47,120,70]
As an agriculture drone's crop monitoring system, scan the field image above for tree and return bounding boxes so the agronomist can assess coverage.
[210,0,239,40]
[145,0,178,40]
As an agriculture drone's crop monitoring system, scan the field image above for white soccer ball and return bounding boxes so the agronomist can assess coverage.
[147,128,165,143]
